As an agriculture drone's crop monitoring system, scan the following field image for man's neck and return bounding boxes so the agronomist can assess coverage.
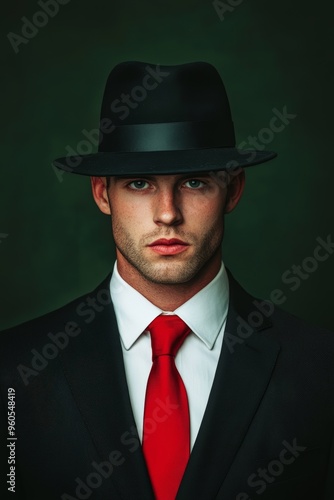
[116,254,222,310]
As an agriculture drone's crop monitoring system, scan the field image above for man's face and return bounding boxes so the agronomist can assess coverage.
[92,172,244,286]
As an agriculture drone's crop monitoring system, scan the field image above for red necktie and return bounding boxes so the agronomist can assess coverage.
[143,314,191,500]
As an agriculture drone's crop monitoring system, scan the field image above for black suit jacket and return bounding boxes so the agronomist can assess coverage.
[0,270,333,500]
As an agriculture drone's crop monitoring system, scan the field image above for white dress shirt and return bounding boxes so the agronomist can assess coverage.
[109,261,229,450]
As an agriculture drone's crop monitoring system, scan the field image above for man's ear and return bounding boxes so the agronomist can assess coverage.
[224,169,245,214]
[90,176,111,215]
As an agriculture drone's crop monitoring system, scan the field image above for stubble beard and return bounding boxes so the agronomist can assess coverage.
[111,219,224,285]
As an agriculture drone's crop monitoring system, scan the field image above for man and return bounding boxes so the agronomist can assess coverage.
[0,61,333,500]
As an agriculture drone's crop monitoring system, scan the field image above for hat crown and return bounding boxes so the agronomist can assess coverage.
[101,61,233,125]
[99,61,235,152]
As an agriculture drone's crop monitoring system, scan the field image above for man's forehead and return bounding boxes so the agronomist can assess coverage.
[107,171,229,181]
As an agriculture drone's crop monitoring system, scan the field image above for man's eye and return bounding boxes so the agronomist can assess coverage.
[128,180,150,190]
[184,179,205,189]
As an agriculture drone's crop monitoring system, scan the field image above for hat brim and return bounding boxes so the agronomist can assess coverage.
[53,147,277,176]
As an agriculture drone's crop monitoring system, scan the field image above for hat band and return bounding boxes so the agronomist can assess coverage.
[98,120,235,153]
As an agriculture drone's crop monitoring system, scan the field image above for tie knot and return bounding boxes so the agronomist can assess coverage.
[147,315,191,360]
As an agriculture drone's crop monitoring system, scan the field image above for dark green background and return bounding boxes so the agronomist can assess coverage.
[1,0,333,331]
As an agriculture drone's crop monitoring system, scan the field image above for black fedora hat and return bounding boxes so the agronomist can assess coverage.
[53,61,277,176]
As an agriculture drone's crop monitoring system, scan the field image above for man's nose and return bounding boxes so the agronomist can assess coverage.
[153,189,183,226]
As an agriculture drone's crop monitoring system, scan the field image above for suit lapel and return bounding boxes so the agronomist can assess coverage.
[177,271,281,499]
[59,273,154,500]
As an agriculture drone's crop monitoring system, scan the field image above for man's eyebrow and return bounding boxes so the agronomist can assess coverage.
[113,175,155,181]
[176,172,225,182]
[180,172,213,178]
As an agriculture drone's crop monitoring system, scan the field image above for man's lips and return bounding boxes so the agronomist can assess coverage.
[148,238,188,246]
[147,238,190,255]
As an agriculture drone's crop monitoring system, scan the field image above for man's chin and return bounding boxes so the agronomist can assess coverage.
[136,259,201,285]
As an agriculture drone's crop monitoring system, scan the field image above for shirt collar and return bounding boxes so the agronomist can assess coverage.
[109,261,229,351]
